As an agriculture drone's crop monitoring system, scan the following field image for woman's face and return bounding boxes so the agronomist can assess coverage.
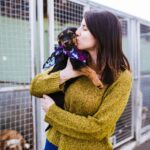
[76,19,97,51]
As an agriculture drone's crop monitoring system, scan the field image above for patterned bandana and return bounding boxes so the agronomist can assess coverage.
[43,45,88,69]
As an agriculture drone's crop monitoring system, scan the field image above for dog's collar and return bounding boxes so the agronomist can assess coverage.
[55,46,87,63]
[43,46,88,69]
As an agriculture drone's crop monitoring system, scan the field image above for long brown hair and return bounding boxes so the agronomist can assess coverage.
[84,11,130,85]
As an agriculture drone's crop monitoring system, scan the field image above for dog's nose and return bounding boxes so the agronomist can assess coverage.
[63,40,70,46]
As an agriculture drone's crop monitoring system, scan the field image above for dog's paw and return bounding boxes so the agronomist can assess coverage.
[97,84,104,89]
[92,77,104,89]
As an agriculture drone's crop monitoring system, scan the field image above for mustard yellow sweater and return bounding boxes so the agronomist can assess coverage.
[30,68,132,150]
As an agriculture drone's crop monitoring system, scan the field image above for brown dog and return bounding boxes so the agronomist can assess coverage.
[58,27,103,88]
[0,130,30,150]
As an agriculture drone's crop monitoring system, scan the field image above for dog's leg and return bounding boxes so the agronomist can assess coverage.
[80,66,103,88]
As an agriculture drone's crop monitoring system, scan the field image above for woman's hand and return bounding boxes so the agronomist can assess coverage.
[41,95,55,112]
[60,58,83,84]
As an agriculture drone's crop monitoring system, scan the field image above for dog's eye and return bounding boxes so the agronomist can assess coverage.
[67,30,74,36]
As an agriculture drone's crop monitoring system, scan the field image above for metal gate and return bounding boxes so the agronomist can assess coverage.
[46,0,134,148]
[0,0,35,149]
[140,24,150,133]
[1,0,150,150]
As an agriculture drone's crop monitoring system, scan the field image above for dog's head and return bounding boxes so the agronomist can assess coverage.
[4,139,30,150]
[57,27,77,50]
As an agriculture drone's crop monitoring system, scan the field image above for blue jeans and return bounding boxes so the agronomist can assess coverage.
[44,139,58,150]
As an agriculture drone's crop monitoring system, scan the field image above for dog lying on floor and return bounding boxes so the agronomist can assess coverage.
[0,130,30,150]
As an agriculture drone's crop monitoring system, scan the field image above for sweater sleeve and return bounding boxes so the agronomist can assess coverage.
[30,67,65,98]
[44,71,133,141]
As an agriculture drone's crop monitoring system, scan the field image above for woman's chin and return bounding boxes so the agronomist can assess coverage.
[77,46,85,50]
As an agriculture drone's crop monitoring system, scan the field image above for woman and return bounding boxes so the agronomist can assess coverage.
[30,11,132,150]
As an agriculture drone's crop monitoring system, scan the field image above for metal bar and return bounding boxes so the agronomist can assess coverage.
[127,18,135,142]
[134,19,142,144]
[29,0,37,149]
[0,86,30,92]
[70,0,88,6]
[37,0,44,71]
[36,0,46,150]
[48,0,54,55]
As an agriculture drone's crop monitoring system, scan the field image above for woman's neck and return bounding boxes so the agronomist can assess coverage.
[88,50,100,74]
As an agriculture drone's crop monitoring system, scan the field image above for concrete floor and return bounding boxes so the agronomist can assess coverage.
[134,140,150,150]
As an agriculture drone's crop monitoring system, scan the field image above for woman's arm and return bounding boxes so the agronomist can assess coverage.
[30,59,82,97]
[30,67,62,98]
[44,70,133,141]
[59,58,83,84]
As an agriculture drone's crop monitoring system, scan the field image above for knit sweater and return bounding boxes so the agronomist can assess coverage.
[30,68,132,150]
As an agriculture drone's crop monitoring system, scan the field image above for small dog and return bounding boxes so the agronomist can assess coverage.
[43,27,103,110]
[0,130,30,150]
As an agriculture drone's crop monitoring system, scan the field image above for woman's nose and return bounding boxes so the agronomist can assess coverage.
[75,28,80,36]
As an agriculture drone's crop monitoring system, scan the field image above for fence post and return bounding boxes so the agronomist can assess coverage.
[130,19,142,144]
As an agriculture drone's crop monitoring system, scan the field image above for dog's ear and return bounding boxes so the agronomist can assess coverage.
[58,32,64,46]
